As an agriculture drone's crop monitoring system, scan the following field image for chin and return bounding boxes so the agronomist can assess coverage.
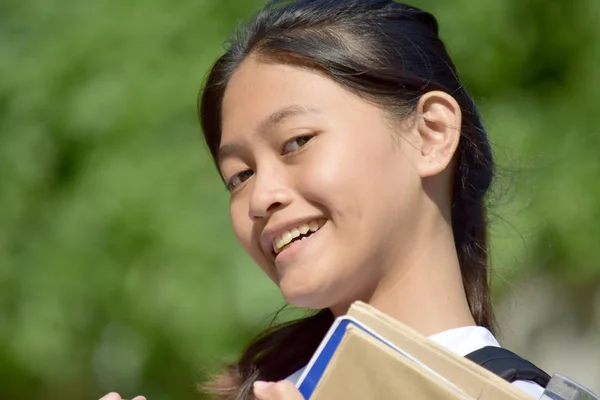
[278,271,350,310]
[279,276,335,310]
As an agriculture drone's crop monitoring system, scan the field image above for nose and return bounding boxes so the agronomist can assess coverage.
[248,169,293,220]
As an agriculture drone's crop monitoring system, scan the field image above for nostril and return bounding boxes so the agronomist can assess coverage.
[266,202,283,213]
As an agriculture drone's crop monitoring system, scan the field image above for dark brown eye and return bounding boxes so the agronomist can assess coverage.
[226,169,253,192]
[282,135,314,154]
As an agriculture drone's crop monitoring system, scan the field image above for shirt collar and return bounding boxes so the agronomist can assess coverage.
[427,325,500,357]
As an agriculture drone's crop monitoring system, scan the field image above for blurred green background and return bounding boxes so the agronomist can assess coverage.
[1,0,599,398]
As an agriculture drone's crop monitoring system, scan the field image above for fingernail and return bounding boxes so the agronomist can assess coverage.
[132,396,146,400]
[253,381,274,390]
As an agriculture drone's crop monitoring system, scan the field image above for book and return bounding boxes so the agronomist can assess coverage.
[295,301,533,400]
[296,316,471,400]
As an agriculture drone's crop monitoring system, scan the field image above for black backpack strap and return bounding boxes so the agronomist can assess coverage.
[465,346,551,388]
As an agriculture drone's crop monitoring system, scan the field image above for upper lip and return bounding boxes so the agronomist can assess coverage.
[260,217,324,257]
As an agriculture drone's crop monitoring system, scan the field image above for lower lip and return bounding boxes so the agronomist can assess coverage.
[274,223,326,267]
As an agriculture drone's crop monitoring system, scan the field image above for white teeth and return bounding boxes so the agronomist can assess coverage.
[276,237,284,250]
[282,231,292,245]
[299,224,309,235]
[272,219,324,254]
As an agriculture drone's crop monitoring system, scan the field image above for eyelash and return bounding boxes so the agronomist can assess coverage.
[225,134,316,192]
[281,134,314,155]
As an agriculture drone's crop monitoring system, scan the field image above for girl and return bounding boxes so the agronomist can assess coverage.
[102,0,548,399]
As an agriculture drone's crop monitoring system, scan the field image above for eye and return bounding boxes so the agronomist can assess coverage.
[225,169,253,192]
[282,135,314,155]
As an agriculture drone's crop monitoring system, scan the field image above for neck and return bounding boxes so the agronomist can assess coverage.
[330,208,477,337]
[367,243,476,336]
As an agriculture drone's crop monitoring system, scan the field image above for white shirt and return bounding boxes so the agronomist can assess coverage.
[287,326,545,398]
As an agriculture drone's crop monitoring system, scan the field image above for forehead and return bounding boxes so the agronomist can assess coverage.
[220,55,362,138]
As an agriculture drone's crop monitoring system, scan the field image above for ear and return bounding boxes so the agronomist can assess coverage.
[414,91,462,178]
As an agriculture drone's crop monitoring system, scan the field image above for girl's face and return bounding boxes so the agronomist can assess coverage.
[218,55,427,311]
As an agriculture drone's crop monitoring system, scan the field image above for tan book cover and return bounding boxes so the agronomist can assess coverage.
[345,301,532,400]
[310,324,473,400]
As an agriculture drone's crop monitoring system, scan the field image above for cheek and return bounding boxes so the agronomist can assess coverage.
[229,199,279,283]
[298,135,398,211]
[229,202,251,257]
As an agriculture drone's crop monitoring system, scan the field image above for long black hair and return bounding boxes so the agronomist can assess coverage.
[199,1,495,398]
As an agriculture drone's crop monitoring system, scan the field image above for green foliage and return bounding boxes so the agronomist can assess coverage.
[0,0,598,398]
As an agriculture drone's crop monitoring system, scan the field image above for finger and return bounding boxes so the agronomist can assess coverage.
[253,381,275,399]
[99,393,122,400]
[253,380,304,400]
[98,393,146,400]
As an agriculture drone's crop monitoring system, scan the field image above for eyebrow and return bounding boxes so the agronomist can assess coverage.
[217,104,322,168]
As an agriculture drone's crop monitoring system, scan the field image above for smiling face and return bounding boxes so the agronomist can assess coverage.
[218,55,429,310]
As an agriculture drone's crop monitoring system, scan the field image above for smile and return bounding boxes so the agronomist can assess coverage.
[272,219,326,254]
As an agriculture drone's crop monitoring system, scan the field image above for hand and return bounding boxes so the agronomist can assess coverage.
[253,380,304,400]
[99,392,146,400]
